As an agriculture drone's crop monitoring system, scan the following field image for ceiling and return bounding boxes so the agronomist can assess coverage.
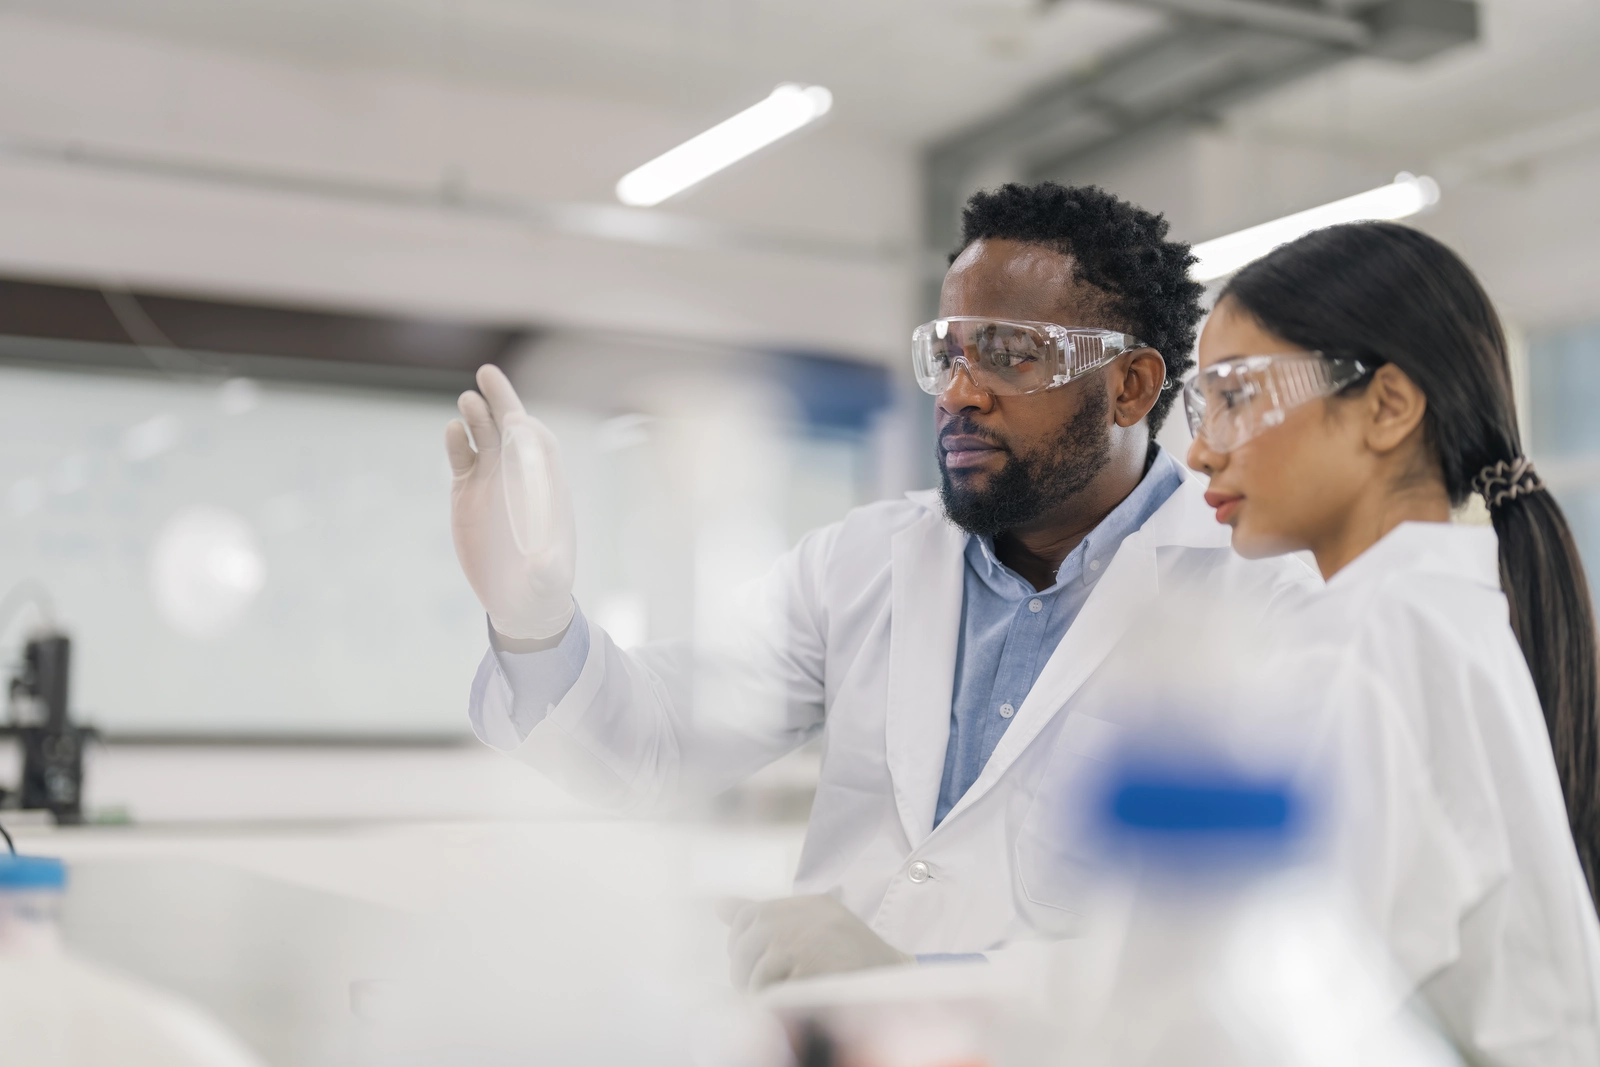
[1,0,1170,141]
[1228,0,1600,163]
[8,0,1600,333]
[14,0,1598,171]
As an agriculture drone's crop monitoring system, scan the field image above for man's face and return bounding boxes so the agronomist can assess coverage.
[934,238,1122,537]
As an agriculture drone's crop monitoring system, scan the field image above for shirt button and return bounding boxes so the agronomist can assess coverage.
[1028,598,1043,613]
[1089,559,1100,571]
[908,861,931,883]
[999,703,1015,719]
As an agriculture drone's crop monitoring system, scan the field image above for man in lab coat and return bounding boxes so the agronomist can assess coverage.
[447,182,1315,987]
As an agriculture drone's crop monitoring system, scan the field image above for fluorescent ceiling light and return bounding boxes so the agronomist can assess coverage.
[616,84,833,208]
[1189,173,1441,282]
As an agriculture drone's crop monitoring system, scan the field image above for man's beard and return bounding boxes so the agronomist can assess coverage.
[938,388,1111,538]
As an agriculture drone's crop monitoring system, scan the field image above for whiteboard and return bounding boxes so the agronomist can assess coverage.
[0,351,884,737]
[0,364,484,736]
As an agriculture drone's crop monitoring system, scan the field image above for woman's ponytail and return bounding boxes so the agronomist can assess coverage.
[1484,470,1600,898]
[1225,221,1600,909]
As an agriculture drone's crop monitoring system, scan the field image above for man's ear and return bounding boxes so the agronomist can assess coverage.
[1112,349,1167,428]
[1363,363,1429,454]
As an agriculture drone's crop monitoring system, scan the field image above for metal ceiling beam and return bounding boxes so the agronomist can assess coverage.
[1018,25,1345,179]
[919,0,1480,298]
[1118,0,1371,47]
[921,21,1345,265]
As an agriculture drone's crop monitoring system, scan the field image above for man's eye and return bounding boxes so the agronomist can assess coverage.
[987,349,1037,369]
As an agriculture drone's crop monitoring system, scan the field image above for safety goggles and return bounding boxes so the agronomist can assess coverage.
[1182,353,1371,453]
[911,317,1151,397]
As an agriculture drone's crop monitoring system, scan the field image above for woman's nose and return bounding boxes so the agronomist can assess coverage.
[1187,432,1224,477]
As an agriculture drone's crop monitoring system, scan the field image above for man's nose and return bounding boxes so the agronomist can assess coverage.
[937,361,993,415]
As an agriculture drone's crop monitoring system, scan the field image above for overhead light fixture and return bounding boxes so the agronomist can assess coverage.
[615,84,833,208]
[1189,173,1441,282]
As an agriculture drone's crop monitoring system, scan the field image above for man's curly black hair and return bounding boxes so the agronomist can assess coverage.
[951,182,1205,436]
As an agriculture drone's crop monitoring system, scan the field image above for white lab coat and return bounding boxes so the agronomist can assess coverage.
[1273,521,1600,1066]
[473,462,1315,954]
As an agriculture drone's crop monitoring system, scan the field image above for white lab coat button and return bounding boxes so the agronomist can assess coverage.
[1029,598,1043,613]
[908,861,931,883]
[1089,559,1100,571]
[999,703,1015,719]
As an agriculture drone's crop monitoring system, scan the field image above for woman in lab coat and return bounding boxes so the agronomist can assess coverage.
[1185,221,1600,1066]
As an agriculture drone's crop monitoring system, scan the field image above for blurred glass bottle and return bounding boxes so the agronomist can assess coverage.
[0,853,265,1067]
[1014,592,1465,1067]
[1068,762,1463,1067]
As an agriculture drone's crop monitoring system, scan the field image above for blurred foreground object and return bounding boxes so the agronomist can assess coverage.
[761,597,1463,1067]
[761,766,1462,1067]
[0,854,264,1067]
[1068,598,1462,1066]
[339,822,792,1066]
[721,894,914,991]
[3,632,94,824]
[1069,764,1462,1067]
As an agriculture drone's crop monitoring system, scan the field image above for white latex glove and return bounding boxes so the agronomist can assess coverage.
[445,365,577,641]
[718,895,914,991]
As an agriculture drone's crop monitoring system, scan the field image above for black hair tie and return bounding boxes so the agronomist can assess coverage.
[1472,457,1545,510]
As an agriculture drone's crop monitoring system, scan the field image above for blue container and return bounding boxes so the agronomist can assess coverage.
[0,855,67,892]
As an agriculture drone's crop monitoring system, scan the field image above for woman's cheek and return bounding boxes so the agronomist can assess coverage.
[1227,506,1279,559]
[1231,470,1293,558]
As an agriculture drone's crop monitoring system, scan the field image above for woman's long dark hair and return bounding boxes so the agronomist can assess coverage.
[1224,221,1600,903]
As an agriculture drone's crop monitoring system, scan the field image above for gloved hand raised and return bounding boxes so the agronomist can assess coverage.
[718,895,914,991]
[445,365,577,641]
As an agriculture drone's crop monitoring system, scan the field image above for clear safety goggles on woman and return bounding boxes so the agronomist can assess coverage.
[911,317,1152,396]
[1182,353,1372,453]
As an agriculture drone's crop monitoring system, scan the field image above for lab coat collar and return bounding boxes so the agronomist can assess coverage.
[934,468,1219,829]
[886,505,968,848]
[888,450,1230,844]
[1327,520,1501,592]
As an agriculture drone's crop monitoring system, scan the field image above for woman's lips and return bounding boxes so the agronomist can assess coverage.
[941,434,1005,470]
[1203,489,1243,524]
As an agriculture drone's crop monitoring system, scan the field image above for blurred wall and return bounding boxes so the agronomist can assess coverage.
[0,10,919,361]
[0,8,931,742]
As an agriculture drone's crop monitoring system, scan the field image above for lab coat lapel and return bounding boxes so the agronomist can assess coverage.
[937,474,1227,826]
[886,495,967,849]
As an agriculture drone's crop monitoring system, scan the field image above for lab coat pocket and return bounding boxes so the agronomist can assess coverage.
[1014,712,1120,935]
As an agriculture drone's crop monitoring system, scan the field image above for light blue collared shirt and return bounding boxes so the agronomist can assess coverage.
[934,450,1183,825]
[471,451,1186,823]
